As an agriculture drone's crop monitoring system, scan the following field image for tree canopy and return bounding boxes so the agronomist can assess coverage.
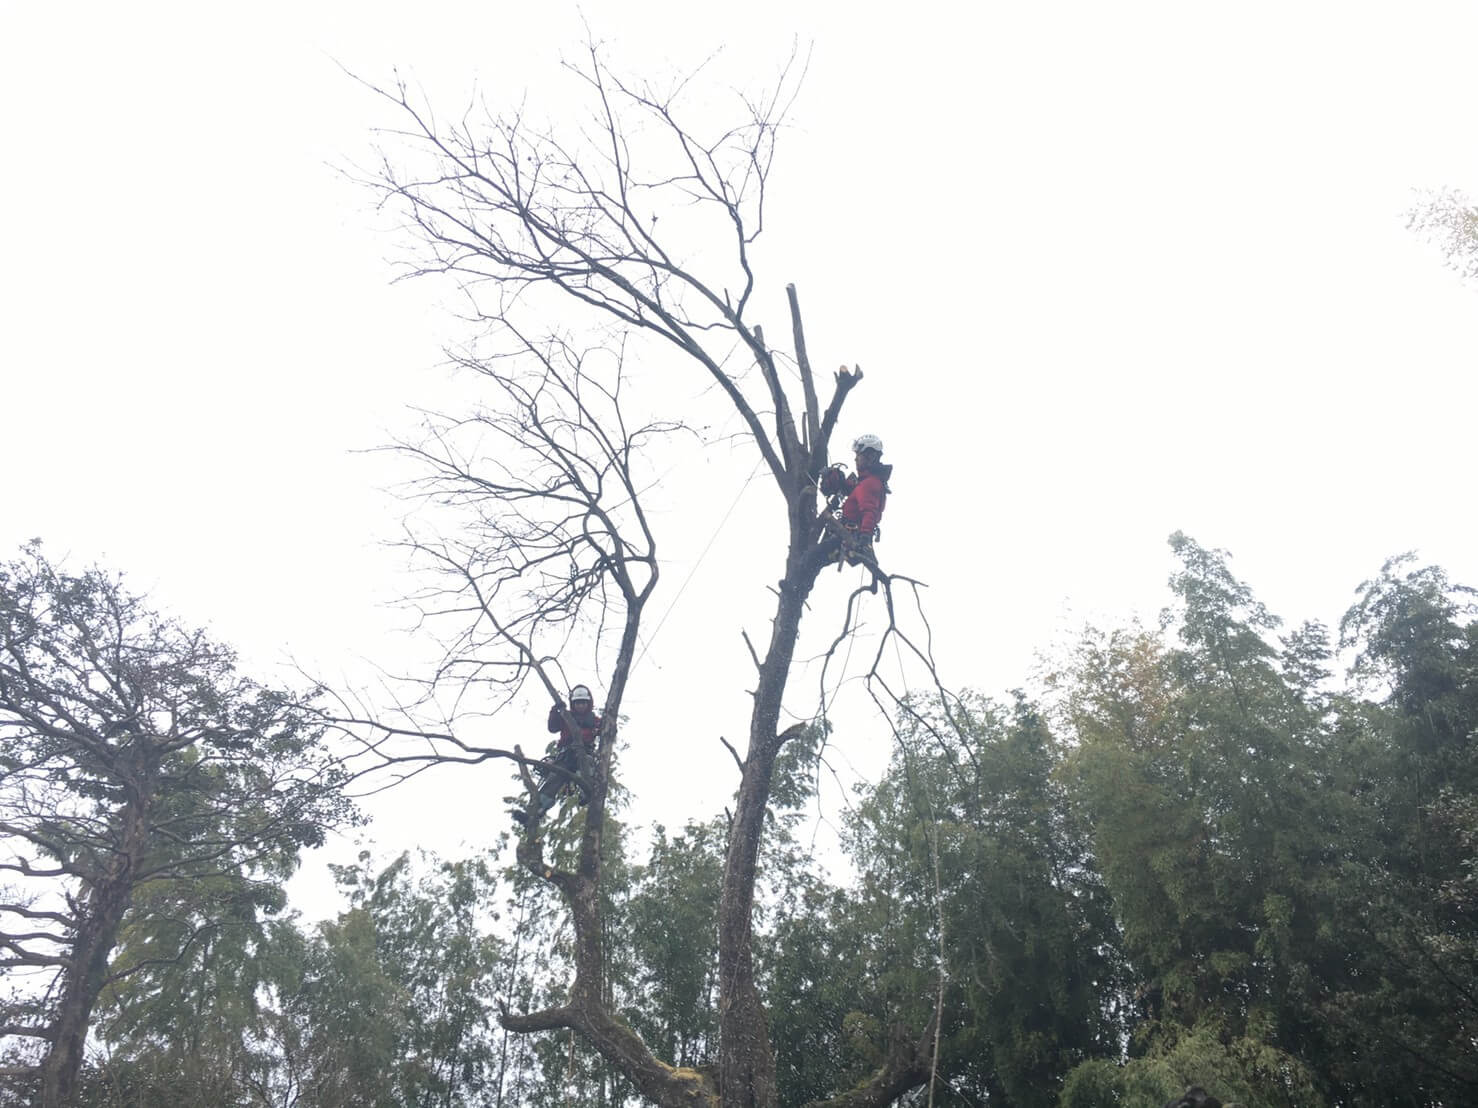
[28,531,1475,1107]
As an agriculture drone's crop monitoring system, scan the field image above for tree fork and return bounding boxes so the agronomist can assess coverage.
[364,58,951,1102]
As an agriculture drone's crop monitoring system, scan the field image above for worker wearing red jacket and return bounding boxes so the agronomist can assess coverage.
[840,433,889,535]
[513,683,601,827]
[815,433,893,568]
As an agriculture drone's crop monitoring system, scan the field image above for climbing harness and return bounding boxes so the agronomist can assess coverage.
[826,515,878,568]
[814,464,882,568]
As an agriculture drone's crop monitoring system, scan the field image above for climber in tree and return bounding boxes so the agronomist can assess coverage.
[815,433,893,567]
[513,683,602,827]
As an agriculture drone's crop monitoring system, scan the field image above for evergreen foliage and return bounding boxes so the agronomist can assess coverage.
[9,535,1478,1105]
[0,543,352,1107]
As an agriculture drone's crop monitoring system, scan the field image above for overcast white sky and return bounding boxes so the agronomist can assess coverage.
[4,2,1476,912]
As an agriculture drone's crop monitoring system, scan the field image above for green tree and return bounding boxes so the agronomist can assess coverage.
[1059,1022,1321,1108]
[77,889,303,1107]
[622,820,724,1072]
[818,694,1119,1107]
[292,895,404,1108]
[0,543,350,1108]
[1057,535,1344,1105]
[284,850,508,1108]
[1320,556,1478,1103]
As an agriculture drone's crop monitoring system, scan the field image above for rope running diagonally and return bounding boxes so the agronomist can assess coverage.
[633,456,767,671]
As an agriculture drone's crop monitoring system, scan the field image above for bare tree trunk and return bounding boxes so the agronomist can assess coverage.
[718,536,818,1107]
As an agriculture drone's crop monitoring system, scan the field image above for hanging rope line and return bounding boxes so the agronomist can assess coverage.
[888,631,950,1108]
[889,633,949,1106]
[633,456,767,670]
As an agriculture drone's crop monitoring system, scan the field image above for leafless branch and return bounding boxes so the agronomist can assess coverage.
[0,1025,49,1038]
[0,905,74,928]
[343,37,953,1108]
[741,629,761,672]
[718,735,744,772]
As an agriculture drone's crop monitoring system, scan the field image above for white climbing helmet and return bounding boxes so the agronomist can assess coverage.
[852,433,884,456]
[569,684,593,704]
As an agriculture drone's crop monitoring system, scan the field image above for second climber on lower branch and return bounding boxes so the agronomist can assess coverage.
[512,683,602,828]
[817,433,893,567]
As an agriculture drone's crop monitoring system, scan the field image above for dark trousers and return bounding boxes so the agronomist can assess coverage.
[803,521,875,578]
[532,743,589,813]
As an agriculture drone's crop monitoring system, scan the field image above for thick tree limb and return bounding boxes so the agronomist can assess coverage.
[0,954,70,968]
[787,284,821,452]
[0,1024,50,1038]
[815,366,863,469]
[498,1002,575,1033]
[800,1021,936,1108]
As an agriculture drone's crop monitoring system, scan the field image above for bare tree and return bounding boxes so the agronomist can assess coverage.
[342,45,946,1107]
[0,544,351,1108]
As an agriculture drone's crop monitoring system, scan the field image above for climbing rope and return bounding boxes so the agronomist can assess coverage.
[633,456,766,670]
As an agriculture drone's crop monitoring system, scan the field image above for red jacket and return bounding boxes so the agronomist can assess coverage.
[548,705,601,751]
[842,470,887,534]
